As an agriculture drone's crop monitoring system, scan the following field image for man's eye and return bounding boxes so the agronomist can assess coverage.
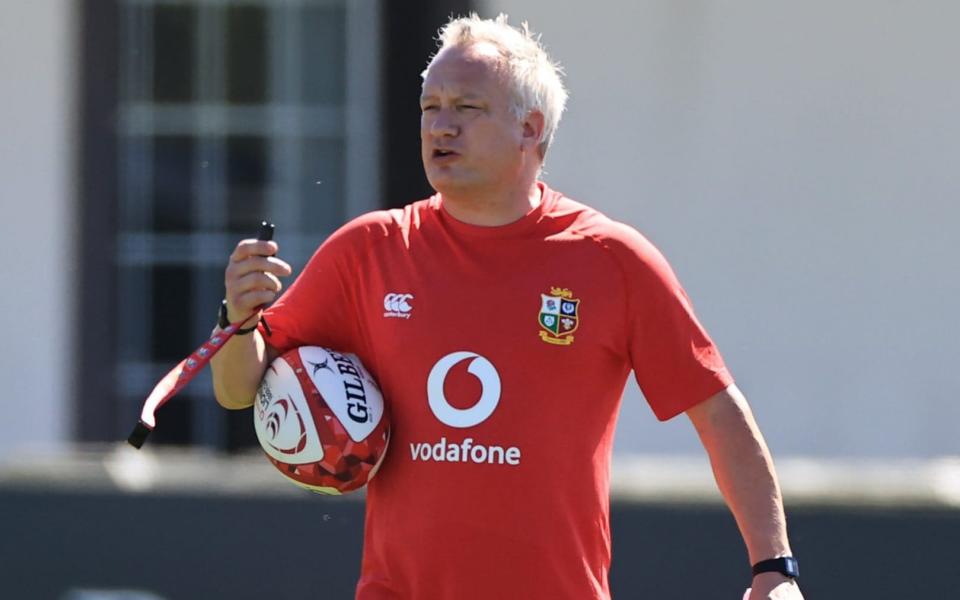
[459,105,479,110]
[421,105,438,112]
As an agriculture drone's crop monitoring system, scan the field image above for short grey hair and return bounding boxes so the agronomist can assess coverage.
[422,13,568,158]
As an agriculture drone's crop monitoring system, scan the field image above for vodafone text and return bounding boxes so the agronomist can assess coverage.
[410,437,521,466]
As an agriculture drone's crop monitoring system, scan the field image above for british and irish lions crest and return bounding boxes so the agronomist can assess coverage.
[538,287,580,345]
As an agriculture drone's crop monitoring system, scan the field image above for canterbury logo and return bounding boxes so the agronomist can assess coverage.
[383,293,414,319]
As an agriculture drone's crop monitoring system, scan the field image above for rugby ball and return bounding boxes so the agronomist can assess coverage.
[253,346,390,494]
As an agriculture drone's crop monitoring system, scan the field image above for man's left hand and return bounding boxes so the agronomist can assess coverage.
[746,573,804,599]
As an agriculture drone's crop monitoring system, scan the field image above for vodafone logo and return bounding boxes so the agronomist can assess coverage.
[413,352,520,466]
[427,351,501,428]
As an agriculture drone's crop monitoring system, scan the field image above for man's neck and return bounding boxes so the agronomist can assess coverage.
[440,181,543,227]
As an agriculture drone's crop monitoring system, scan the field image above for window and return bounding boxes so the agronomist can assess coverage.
[115,0,380,448]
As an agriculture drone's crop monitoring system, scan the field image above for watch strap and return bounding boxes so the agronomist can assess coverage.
[218,299,259,335]
[752,556,799,579]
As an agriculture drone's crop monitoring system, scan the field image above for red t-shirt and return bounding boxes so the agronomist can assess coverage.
[261,183,733,599]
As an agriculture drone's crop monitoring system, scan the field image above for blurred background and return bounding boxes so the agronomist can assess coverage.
[1,0,958,598]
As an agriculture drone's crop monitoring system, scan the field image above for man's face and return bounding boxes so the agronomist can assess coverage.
[420,44,530,196]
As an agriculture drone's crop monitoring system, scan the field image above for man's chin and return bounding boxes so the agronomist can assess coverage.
[425,171,476,195]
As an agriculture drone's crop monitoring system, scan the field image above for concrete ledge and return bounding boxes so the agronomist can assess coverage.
[0,444,313,498]
[3,444,959,508]
[611,455,960,508]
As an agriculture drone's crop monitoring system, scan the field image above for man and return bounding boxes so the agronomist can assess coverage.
[211,14,804,600]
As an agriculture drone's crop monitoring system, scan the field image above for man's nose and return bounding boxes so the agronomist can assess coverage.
[430,110,459,137]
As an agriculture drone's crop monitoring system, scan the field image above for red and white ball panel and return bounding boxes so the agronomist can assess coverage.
[254,346,390,494]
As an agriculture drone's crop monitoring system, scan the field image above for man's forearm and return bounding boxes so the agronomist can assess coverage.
[210,328,272,409]
[687,385,792,564]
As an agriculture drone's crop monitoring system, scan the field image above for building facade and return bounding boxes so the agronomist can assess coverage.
[3,0,958,459]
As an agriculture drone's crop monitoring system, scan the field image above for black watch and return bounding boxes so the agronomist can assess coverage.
[218,300,259,335]
[751,556,799,579]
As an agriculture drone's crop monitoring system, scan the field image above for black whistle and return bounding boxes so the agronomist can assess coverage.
[258,221,275,242]
[256,221,275,336]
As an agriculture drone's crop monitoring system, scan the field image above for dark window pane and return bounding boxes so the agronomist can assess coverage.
[152,136,194,232]
[153,5,195,102]
[301,6,346,104]
[146,395,193,445]
[151,265,194,362]
[226,5,267,104]
[199,267,227,321]
[118,266,149,360]
[225,407,258,452]
[301,138,345,233]
[226,136,267,233]
[118,136,151,231]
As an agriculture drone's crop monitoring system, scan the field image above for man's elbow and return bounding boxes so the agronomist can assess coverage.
[686,384,753,435]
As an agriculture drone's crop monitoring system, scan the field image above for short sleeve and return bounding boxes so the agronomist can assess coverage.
[610,225,733,420]
[258,222,368,355]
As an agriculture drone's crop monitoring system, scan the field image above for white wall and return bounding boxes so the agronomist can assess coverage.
[0,1,76,455]
[481,1,960,458]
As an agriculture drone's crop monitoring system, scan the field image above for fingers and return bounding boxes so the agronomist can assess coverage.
[225,276,282,321]
[230,239,279,262]
[233,270,284,293]
[227,255,292,279]
[226,289,278,322]
[224,239,293,322]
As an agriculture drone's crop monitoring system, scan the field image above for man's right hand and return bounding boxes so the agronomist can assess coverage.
[223,238,293,329]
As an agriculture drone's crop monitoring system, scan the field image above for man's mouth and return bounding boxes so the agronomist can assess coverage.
[433,149,459,158]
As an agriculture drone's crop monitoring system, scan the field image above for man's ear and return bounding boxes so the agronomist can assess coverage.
[521,110,546,153]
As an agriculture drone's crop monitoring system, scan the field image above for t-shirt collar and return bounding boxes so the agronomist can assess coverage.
[434,181,561,239]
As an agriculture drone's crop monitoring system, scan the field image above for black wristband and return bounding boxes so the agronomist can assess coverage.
[752,556,799,579]
[218,300,259,335]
